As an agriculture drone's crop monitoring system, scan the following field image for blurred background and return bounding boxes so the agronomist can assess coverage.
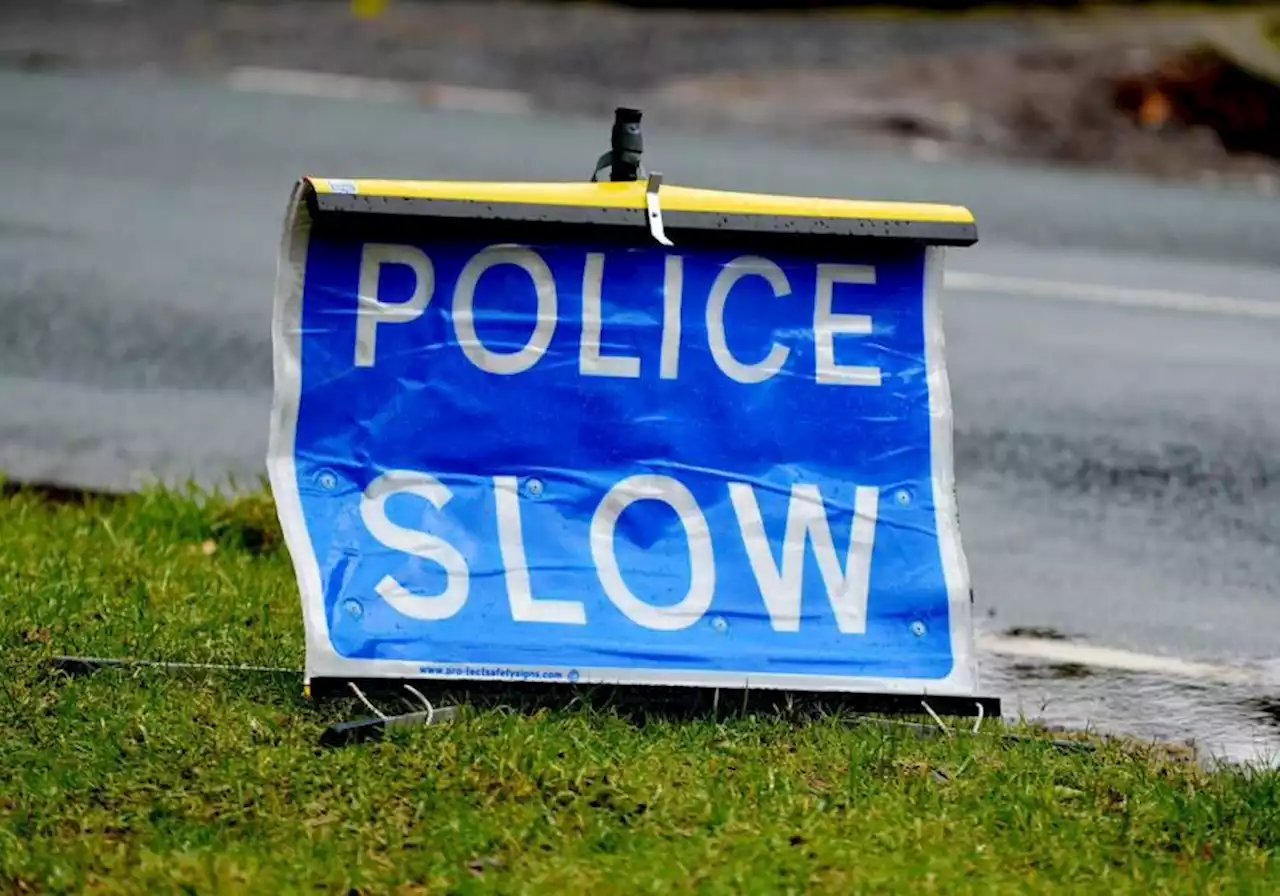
[2,0,1278,761]
[6,0,1280,180]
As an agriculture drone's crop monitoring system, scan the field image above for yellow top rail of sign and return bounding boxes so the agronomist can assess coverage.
[308,178,975,226]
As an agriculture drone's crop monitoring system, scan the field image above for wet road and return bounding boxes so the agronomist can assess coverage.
[2,70,1278,761]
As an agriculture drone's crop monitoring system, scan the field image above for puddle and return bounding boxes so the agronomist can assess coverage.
[980,648,1280,766]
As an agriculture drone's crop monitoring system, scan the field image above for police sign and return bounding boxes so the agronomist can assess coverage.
[269,178,982,697]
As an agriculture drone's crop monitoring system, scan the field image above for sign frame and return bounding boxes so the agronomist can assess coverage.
[269,176,989,706]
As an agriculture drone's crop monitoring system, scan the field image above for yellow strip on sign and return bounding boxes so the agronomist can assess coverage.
[308,178,975,225]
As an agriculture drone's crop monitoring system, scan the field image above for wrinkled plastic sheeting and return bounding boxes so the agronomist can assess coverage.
[269,196,976,695]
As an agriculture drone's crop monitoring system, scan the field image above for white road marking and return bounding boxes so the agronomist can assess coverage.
[947,270,1280,320]
[228,67,414,102]
[422,84,533,115]
[978,634,1261,686]
[227,67,531,114]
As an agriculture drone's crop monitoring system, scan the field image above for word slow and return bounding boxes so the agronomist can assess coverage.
[360,469,881,634]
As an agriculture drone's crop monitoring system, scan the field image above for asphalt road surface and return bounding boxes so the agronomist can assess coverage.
[3,70,1278,760]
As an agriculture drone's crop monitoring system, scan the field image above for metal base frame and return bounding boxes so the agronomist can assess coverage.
[311,676,1001,747]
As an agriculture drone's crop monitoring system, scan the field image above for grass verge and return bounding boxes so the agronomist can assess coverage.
[2,484,1278,893]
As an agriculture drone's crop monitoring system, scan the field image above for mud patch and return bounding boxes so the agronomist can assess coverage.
[0,479,125,506]
[1012,661,1095,680]
[1003,625,1071,640]
[1114,21,1280,161]
[645,33,1280,185]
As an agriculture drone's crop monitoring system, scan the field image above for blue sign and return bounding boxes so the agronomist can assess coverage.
[270,197,976,694]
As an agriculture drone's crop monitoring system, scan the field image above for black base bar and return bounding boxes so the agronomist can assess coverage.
[311,677,1000,720]
[315,679,1001,749]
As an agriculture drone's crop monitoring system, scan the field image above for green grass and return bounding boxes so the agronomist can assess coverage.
[2,484,1279,894]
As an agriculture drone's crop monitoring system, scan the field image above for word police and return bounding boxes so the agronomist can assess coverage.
[355,243,884,387]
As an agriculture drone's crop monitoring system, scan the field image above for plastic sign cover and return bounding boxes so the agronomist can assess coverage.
[269,184,977,695]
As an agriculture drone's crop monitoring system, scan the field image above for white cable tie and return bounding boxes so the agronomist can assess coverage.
[921,700,954,739]
[403,684,436,726]
[56,655,295,674]
[646,172,674,247]
[348,682,388,721]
